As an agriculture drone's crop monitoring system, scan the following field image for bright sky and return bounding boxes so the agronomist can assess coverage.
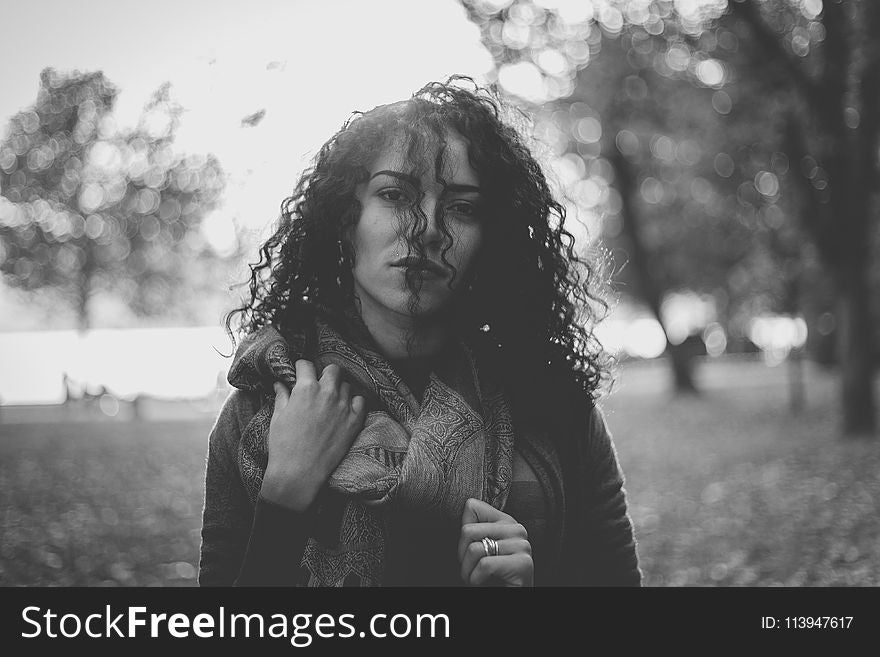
[0,0,494,250]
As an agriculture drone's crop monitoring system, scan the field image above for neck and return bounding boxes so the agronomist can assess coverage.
[355,294,451,360]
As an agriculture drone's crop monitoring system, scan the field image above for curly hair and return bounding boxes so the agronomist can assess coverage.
[226,76,612,427]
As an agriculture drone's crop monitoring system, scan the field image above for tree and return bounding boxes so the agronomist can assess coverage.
[462,0,760,393]
[720,0,879,435]
[0,68,227,330]
[463,1,878,434]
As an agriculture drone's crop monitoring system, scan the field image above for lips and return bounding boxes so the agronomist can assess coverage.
[391,256,449,278]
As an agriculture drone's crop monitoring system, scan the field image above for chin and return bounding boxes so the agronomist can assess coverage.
[392,292,453,319]
[412,299,458,320]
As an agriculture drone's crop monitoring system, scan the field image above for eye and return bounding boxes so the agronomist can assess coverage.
[377,187,409,204]
[446,200,481,219]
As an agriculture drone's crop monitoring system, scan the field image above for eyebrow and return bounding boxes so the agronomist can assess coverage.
[370,170,481,193]
[370,170,419,186]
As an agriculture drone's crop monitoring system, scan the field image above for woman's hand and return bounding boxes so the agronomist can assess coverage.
[259,359,367,512]
[457,497,534,586]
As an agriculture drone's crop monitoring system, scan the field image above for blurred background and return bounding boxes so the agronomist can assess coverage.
[0,0,877,586]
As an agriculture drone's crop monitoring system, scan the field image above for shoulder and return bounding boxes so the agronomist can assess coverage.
[543,367,604,431]
[585,401,612,441]
[545,373,619,468]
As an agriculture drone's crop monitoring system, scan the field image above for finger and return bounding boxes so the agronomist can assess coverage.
[469,553,534,587]
[319,363,342,389]
[272,381,289,417]
[460,538,530,584]
[460,497,513,527]
[457,521,527,563]
[461,538,502,584]
[460,540,482,584]
[350,394,366,419]
[475,537,530,558]
[339,380,351,401]
[294,359,317,385]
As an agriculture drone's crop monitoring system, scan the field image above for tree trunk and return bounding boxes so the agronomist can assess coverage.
[76,278,89,333]
[608,148,698,394]
[788,348,805,414]
[836,260,877,436]
[829,0,878,437]
[668,341,698,393]
[75,239,94,333]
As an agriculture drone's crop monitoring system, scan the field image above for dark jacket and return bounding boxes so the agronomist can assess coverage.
[198,378,642,586]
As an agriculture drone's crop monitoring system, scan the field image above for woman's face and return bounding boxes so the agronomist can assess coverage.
[350,131,484,320]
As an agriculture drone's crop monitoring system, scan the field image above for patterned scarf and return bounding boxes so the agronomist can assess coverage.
[227,315,515,586]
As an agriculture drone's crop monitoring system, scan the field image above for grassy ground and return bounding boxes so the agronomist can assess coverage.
[604,357,880,586]
[1,356,877,586]
[0,419,213,586]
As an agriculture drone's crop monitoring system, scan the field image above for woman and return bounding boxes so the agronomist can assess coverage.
[198,77,640,587]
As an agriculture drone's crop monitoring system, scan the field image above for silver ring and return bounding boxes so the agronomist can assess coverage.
[481,537,498,557]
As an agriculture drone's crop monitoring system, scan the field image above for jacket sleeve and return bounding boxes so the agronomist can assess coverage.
[198,389,312,586]
[234,497,316,586]
[576,405,642,586]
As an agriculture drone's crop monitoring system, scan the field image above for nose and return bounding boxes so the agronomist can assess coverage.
[417,196,444,248]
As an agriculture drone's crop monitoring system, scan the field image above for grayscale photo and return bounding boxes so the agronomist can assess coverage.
[1,0,878,595]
